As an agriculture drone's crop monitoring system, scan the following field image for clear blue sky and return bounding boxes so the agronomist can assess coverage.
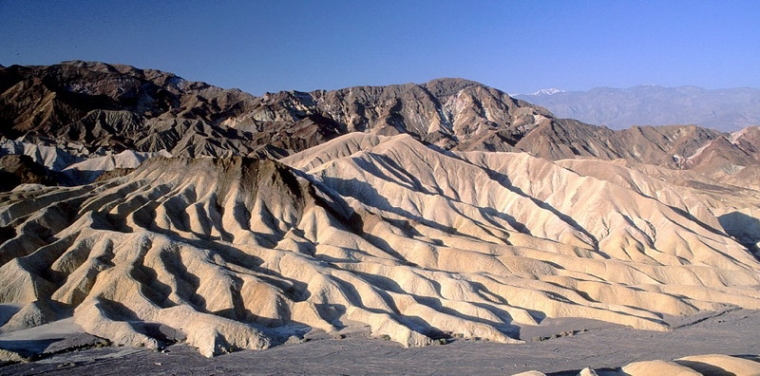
[1,0,758,95]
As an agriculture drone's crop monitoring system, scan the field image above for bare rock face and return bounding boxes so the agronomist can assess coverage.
[244,78,554,152]
[1,134,760,357]
[0,63,555,184]
[0,154,55,191]
[0,62,557,157]
[0,61,258,158]
[4,61,760,189]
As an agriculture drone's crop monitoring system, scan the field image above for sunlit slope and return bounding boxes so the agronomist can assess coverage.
[0,133,759,357]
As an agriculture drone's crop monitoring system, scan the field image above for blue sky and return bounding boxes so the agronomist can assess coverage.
[1,1,758,95]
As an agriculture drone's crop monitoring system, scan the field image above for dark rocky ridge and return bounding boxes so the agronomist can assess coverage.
[2,61,760,178]
[0,61,258,157]
[0,154,56,191]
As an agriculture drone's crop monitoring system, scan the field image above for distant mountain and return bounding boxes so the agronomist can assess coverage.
[524,88,565,96]
[515,85,760,131]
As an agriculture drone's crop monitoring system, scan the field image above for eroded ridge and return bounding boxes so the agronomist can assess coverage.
[1,134,760,356]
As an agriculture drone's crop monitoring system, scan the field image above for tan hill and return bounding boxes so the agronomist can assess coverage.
[60,149,172,184]
[1,134,759,357]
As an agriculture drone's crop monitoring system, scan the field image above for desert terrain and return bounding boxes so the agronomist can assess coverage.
[2,308,760,375]
[1,62,760,375]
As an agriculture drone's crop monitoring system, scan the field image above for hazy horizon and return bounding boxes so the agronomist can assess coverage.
[2,1,758,95]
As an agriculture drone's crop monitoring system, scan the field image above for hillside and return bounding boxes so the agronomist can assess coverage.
[0,62,760,359]
[4,62,760,189]
[0,133,759,357]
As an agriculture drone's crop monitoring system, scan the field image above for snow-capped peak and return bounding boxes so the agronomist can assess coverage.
[529,88,565,96]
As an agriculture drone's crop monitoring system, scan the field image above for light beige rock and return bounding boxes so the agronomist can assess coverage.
[623,359,702,376]
[676,354,760,376]
[511,371,546,376]
[0,134,760,357]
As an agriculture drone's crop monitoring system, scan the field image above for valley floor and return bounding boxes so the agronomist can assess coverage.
[2,309,759,375]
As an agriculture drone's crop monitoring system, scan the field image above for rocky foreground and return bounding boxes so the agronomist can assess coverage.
[2,308,760,375]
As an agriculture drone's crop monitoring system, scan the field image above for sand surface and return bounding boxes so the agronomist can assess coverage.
[2,309,759,375]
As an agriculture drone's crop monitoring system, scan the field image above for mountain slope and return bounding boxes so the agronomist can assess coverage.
[1,134,760,357]
[5,62,760,187]
[0,61,263,158]
[0,62,554,157]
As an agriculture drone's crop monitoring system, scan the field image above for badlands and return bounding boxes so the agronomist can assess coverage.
[1,62,760,374]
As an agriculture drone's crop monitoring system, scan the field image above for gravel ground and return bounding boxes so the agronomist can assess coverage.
[2,309,759,376]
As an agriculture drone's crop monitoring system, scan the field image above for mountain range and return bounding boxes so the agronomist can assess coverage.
[3,62,760,187]
[515,85,760,131]
[1,61,760,359]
